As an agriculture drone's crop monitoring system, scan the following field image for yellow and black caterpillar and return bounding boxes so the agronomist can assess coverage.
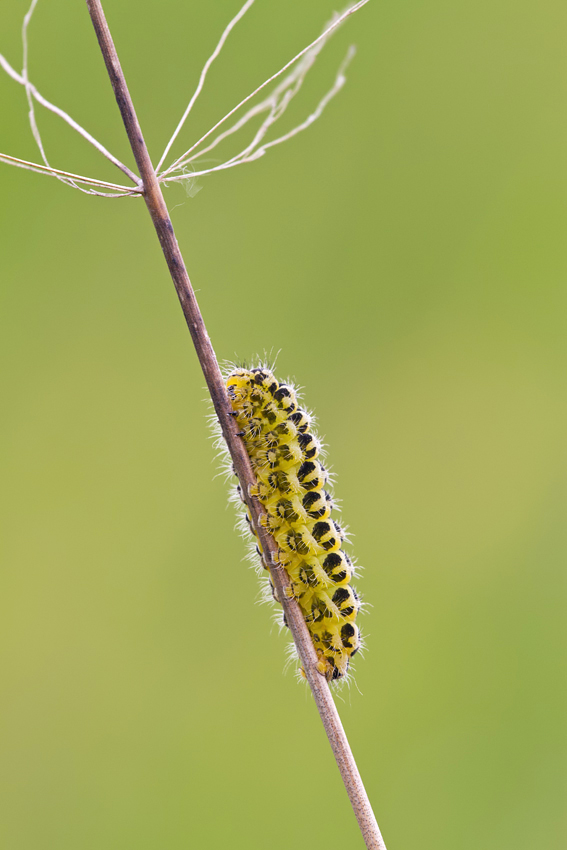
[225,366,362,682]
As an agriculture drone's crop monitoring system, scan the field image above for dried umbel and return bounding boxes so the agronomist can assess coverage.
[0,1,366,196]
[226,366,362,681]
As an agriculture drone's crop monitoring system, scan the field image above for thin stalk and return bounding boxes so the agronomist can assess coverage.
[0,52,139,185]
[84,3,386,848]
[0,151,139,195]
[159,0,369,178]
[156,0,256,173]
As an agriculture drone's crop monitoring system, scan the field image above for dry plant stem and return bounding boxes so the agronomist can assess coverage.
[160,0,369,178]
[161,46,356,185]
[156,0,256,173]
[84,2,386,848]
[0,52,139,185]
[0,152,139,194]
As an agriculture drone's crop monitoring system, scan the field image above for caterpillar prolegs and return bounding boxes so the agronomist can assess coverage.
[224,366,362,682]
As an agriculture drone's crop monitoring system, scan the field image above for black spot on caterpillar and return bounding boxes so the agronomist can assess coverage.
[223,365,363,683]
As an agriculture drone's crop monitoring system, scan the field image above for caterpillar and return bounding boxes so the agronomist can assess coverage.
[224,365,362,682]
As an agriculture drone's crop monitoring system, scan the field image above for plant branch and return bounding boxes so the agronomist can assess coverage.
[84,2,385,848]
[0,52,140,186]
[161,45,356,186]
[156,0,255,173]
[159,0,369,179]
[22,0,88,192]
[163,13,344,173]
[0,151,140,195]
[243,45,356,158]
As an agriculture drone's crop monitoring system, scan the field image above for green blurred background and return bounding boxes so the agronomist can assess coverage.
[1,1,565,847]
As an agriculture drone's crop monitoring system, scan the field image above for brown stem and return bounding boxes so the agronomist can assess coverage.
[84,3,386,848]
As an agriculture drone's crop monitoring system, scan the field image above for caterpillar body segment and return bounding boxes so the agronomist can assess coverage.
[225,366,362,683]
